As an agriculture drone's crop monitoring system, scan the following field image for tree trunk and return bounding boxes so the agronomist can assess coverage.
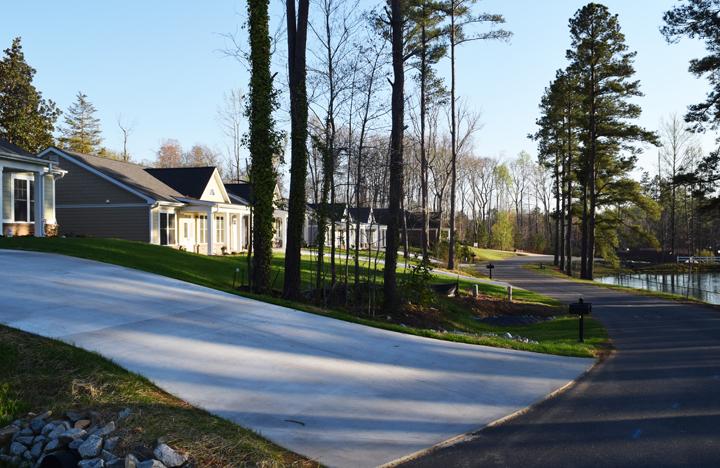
[447,3,457,270]
[384,0,404,310]
[283,0,310,299]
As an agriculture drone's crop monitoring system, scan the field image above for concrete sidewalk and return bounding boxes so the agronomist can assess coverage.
[0,250,592,467]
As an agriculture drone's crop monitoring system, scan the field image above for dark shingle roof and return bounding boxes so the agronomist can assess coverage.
[0,139,35,157]
[371,208,395,226]
[406,211,442,229]
[224,183,254,204]
[145,167,216,199]
[347,207,372,224]
[56,149,183,202]
[307,203,347,222]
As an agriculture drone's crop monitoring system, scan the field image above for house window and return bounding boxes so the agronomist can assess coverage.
[13,179,35,222]
[198,215,207,243]
[216,215,225,243]
[160,212,176,245]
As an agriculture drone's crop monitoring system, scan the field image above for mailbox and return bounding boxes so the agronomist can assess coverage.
[568,300,591,315]
[569,298,591,342]
[486,263,495,279]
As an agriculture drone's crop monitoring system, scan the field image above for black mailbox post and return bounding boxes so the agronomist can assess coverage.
[486,263,495,279]
[569,298,591,342]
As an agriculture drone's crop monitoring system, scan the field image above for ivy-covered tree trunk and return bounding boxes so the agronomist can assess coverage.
[283,0,310,300]
[247,0,277,293]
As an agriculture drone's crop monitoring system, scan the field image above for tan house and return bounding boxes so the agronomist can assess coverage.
[40,147,287,255]
[1,140,65,237]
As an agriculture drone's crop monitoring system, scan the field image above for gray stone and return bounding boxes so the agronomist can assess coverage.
[125,453,139,468]
[32,434,47,445]
[106,458,124,468]
[58,427,87,443]
[117,408,132,421]
[29,418,46,434]
[75,419,92,429]
[65,410,85,422]
[18,427,33,436]
[96,421,116,437]
[78,458,105,468]
[101,450,116,461]
[43,438,64,453]
[0,425,19,445]
[22,449,32,460]
[503,332,513,339]
[104,436,119,452]
[0,454,13,462]
[152,444,186,468]
[10,442,26,456]
[46,425,66,440]
[78,434,103,458]
[40,423,55,436]
[30,440,44,458]
[137,460,166,468]
[14,435,34,446]
[69,438,85,450]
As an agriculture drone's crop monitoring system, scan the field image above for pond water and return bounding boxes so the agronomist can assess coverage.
[596,272,720,305]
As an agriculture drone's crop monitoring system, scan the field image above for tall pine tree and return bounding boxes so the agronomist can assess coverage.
[567,3,657,279]
[0,37,60,152]
[60,91,103,154]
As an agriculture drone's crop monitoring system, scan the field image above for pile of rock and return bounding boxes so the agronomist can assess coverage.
[0,409,189,468]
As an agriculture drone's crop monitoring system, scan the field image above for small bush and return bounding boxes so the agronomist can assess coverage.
[401,259,436,307]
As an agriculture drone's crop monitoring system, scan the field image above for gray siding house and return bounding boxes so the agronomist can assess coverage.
[40,147,286,255]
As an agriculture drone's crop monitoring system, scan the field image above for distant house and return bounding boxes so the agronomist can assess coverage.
[370,209,448,248]
[304,203,386,250]
[224,182,287,249]
[40,147,286,255]
[1,140,65,237]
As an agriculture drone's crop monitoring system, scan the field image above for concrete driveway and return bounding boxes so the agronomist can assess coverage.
[0,250,592,467]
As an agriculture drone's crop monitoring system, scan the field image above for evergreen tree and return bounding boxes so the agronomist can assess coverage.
[247,0,282,293]
[0,37,60,152]
[60,91,103,154]
[566,3,657,279]
[662,0,720,208]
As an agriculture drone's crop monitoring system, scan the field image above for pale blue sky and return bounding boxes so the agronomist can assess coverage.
[2,0,713,175]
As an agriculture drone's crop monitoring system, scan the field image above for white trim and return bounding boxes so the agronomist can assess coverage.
[39,147,155,204]
[57,203,150,209]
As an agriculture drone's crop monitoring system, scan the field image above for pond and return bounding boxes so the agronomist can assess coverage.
[596,272,720,305]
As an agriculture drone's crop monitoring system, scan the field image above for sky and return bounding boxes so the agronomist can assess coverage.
[1,0,714,177]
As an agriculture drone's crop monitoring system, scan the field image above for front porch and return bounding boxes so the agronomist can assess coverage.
[1,153,64,238]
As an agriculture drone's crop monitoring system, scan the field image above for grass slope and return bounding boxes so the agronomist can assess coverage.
[0,237,604,357]
[0,325,312,466]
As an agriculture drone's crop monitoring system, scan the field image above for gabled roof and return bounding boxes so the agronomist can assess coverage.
[224,183,254,204]
[347,207,372,224]
[145,167,217,200]
[371,208,395,226]
[0,139,35,158]
[307,202,347,222]
[406,211,442,229]
[41,147,183,203]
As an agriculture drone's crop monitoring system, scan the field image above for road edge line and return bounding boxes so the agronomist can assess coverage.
[379,352,610,467]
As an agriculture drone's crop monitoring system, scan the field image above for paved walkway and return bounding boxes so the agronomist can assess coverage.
[404,256,720,467]
[0,250,591,468]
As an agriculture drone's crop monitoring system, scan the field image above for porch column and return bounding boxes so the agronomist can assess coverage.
[283,215,287,249]
[0,165,3,234]
[34,170,45,237]
[207,208,214,255]
[236,214,242,253]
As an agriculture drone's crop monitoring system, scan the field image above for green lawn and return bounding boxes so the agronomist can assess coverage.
[466,246,517,261]
[0,325,312,466]
[0,237,605,357]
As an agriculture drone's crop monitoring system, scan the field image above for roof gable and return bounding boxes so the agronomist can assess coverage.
[144,167,229,202]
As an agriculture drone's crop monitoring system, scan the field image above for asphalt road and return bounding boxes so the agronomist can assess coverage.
[402,255,720,467]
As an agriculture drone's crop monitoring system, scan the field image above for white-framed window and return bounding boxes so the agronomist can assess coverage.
[198,215,207,243]
[215,215,225,243]
[160,212,176,245]
[13,178,35,223]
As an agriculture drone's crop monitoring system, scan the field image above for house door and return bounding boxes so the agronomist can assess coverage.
[180,218,194,251]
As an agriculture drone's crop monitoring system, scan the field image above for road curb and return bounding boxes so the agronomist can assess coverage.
[380,351,611,467]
